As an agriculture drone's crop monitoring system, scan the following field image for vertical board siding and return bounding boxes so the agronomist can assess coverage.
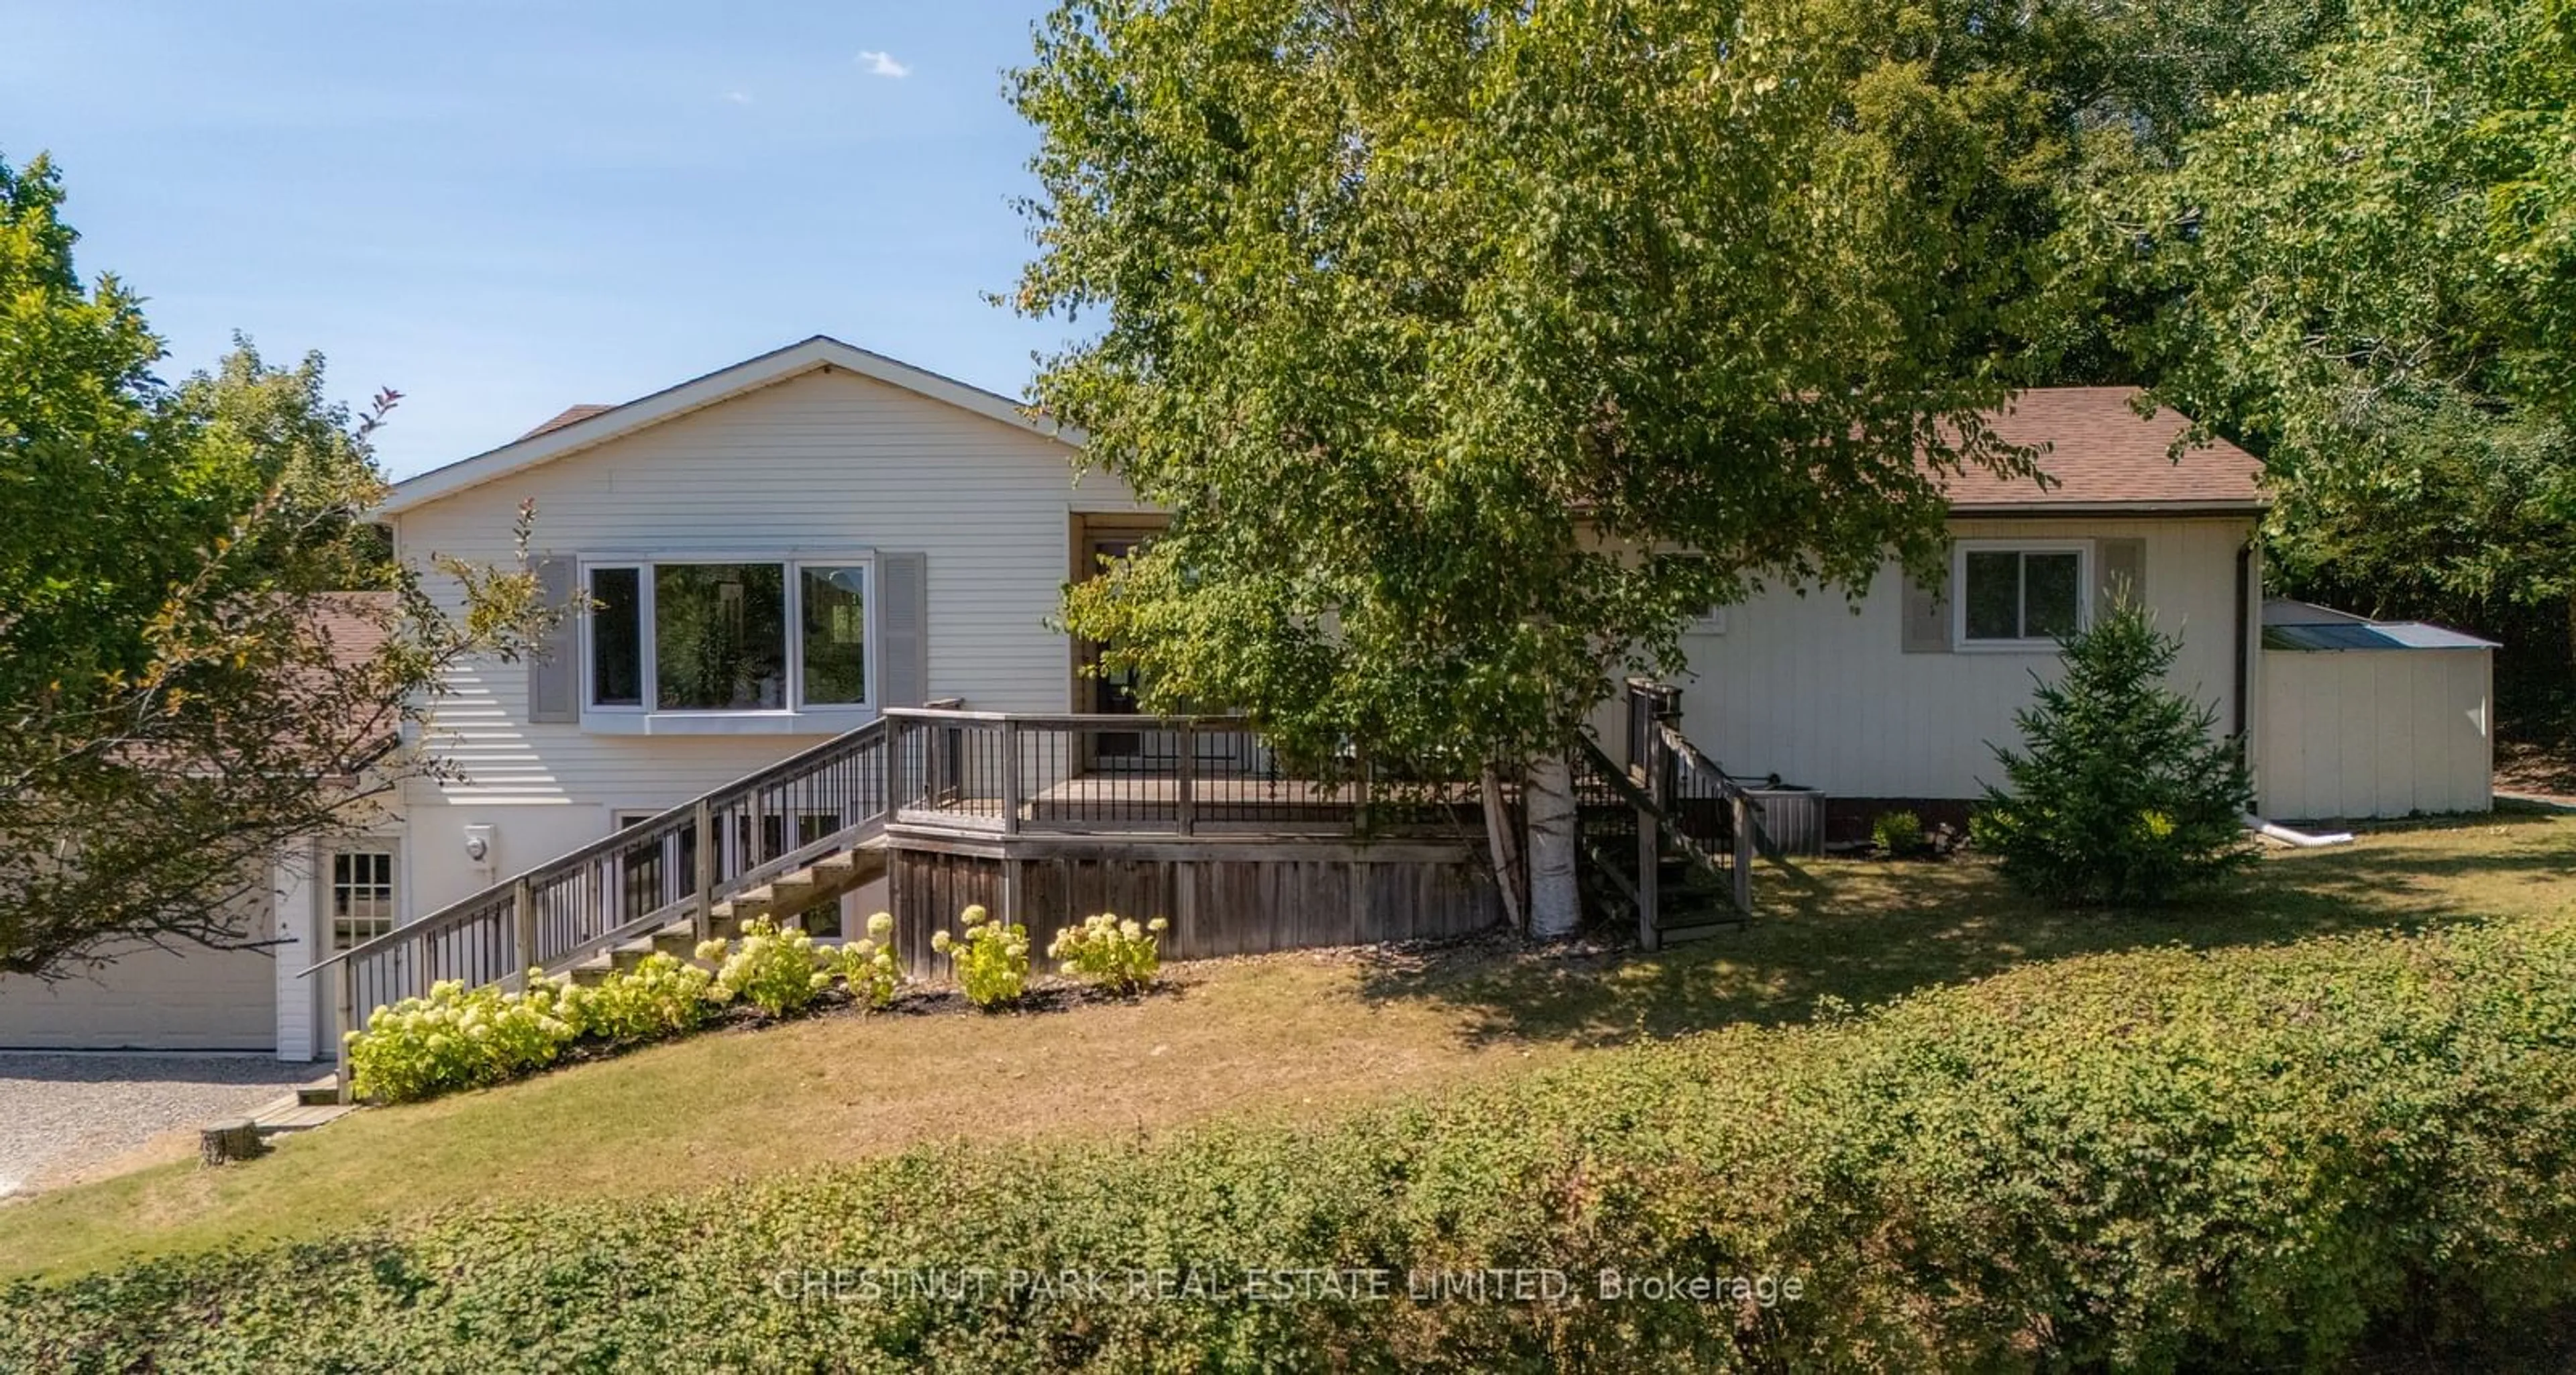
[1658,516,2255,800]
[891,849,1006,975]
[889,844,1500,977]
[392,368,1145,916]
[2258,648,2493,820]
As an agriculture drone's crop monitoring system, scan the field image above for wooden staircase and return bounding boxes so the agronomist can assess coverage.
[309,716,901,1098]
[561,839,891,985]
[1645,842,1743,944]
[1572,684,1764,950]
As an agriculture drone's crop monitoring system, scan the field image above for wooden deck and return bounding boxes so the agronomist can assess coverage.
[875,710,1504,971]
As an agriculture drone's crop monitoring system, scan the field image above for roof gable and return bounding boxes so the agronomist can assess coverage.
[384,336,1076,516]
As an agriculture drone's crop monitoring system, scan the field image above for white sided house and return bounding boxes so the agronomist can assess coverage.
[4,339,2495,1060]
[382,337,1152,923]
[1658,387,2275,846]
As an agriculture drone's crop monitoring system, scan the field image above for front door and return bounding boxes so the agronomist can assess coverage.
[1080,532,1151,761]
[317,844,398,1058]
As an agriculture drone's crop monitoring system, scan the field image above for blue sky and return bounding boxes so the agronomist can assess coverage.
[0,1,1079,477]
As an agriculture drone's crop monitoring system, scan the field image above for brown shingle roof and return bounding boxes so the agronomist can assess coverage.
[506,384,2255,513]
[519,404,614,441]
[309,591,398,672]
[1942,387,2266,512]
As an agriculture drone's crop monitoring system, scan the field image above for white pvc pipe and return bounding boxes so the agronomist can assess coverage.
[2245,815,2355,848]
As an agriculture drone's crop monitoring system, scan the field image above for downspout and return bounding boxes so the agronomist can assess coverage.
[2245,815,2355,848]
[2233,541,2253,741]
[2229,537,2353,848]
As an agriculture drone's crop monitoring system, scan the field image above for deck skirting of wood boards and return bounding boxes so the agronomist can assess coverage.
[883,828,1503,975]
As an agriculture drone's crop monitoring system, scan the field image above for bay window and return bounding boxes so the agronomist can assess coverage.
[584,557,869,714]
[589,567,644,706]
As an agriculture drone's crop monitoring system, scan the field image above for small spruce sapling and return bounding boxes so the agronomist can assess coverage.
[1972,600,2256,905]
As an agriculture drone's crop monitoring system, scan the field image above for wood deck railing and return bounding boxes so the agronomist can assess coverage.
[884,708,1430,838]
[306,712,904,1095]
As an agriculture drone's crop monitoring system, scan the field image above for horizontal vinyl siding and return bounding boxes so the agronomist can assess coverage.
[391,366,1141,913]
[1662,517,2254,800]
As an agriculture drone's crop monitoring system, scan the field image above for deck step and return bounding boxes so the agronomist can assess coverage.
[292,1075,341,1107]
[708,844,888,928]
[559,842,890,985]
[233,1091,359,1138]
[1655,920,1739,944]
[606,924,698,973]
[254,1102,356,1136]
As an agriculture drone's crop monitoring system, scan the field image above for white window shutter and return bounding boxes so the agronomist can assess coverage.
[1900,557,1952,653]
[2096,538,2146,618]
[527,557,580,723]
[878,551,928,707]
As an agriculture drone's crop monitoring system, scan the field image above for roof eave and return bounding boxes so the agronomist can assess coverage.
[1945,498,2270,518]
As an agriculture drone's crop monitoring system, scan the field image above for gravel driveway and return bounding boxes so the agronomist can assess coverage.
[0,1054,312,1196]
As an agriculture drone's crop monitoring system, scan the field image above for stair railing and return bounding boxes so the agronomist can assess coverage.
[1654,722,1760,916]
[306,713,901,1099]
[1572,723,1766,949]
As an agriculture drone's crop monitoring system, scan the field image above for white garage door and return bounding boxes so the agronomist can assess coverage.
[0,933,278,1052]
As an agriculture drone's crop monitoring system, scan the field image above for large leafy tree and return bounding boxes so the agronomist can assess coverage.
[2099,0,2576,656]
[0,153,547,979]
[1010,0,2070,930]
[1800,0,2348,386]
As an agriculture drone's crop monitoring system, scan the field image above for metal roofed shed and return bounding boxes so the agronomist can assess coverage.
[2257,600,2497,821]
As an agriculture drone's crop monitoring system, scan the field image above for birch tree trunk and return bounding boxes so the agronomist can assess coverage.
[1479,765,1525,933]
[1525,752,1579,938]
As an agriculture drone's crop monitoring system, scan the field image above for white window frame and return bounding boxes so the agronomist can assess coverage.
[578,553,876,734]
[327,847,399,952]
[1952,539,2092,652]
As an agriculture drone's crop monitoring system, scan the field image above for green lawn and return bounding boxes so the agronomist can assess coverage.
[3,811,2568,1282]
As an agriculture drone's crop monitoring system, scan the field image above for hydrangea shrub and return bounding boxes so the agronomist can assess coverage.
[1048,912,1169,993]
[930,904,1030,1009]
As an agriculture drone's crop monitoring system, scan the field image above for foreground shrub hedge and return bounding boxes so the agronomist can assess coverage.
[12,914,2576,1372]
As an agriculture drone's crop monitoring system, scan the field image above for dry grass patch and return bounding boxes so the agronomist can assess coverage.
[1,811,2566,1281]
[0,950,1557,1279]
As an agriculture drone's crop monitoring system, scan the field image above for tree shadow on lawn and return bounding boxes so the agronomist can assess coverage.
[1352,812,2576,1050]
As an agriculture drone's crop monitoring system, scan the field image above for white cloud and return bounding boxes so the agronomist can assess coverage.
[723,90,753,105]
[857,49,910,78]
